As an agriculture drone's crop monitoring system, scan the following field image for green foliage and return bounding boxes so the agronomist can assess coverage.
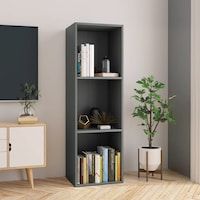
[132,75,175,147]
[20,83,40,116]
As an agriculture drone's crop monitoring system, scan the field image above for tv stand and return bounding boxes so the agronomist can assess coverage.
[0,122,46,188]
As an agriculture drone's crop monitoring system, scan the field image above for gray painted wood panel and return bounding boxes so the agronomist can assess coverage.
[168,0,191,177]
[66,22,123,186]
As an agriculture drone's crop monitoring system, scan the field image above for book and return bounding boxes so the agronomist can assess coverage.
[94,73,119,77]
[108,147,115,182]
[83,151,95,183]
[100,155,103,182]
[97,125,111,130]
[117,151,121,181]
[77,155,81,184]
[83,156,87,184]
[94,153,101,183]
[115,154,118,181]
[80,156,84,184]
[97,146,108,182]
[81,44,87,77]
[86,43,90,77]
[77,52,81,76]
[89,44,94,77]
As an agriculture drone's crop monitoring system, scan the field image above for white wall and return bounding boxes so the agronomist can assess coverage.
[0,0,168,181]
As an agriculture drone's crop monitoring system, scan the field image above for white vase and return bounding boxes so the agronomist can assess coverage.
[139,147,161,171]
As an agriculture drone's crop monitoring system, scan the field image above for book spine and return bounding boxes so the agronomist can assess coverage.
[95,154,101,183]
[117,152,121,181]
[108,148,115,182]
[83,157,87,184]
[86,43,90,77]
[103,148,108,182]
[92,154,95,183]
[115,155,118,181]
[88,154,95,183]
[100,155,103,182]
[77,156,80,184]
[77,52,81,76]
[89,44,94,77]
[81,44,87,77]
[86,155,89,183]
[80,157,84,184]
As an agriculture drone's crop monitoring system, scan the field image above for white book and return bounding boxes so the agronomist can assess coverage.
[89,44,94,77]
[81,44,87,77]
[86,43,90,77]
[95,154,101,183]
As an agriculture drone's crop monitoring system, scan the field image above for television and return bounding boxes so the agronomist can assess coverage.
[0,25,38,100]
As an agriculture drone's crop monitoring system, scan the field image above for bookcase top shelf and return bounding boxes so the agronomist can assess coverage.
[77,128,122,134]
[74,22,123,31]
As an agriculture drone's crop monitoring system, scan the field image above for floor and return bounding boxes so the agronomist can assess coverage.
[0,171,199,200]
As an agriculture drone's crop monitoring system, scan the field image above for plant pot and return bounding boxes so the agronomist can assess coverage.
[139,147,161,171]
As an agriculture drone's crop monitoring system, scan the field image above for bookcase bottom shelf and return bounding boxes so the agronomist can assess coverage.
[76,180,123,187]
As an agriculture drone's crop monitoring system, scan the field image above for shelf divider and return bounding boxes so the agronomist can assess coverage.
[77,128,122,134]
[77,77,122,80]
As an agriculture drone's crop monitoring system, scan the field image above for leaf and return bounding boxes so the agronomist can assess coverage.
[134,88,145,95]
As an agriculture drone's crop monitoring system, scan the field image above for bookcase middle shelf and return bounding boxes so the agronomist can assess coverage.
[77,128,122,134]
[77,77,123,80]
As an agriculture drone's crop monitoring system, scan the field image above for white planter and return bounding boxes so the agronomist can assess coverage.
[139,147,161,171]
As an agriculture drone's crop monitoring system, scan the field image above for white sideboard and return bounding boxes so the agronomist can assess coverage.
[0,123,46,188]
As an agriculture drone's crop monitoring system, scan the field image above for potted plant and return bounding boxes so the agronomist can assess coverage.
[132,75,175,171]
[19,82,39,117]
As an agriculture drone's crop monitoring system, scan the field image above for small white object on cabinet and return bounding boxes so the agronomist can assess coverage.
[0,123,46,188]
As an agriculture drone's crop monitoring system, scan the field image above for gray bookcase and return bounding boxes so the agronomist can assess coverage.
[66,22,123,186]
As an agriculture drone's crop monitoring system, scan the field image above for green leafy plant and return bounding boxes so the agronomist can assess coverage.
[20,83,40,116]
[132,75,175,147]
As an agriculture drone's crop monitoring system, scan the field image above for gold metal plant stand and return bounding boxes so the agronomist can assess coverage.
[138,148,163,182]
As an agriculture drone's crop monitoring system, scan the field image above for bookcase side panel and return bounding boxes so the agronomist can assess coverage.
[66,24,77,185]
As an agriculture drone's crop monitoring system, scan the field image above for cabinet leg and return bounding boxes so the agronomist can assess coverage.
[26,168,34,189]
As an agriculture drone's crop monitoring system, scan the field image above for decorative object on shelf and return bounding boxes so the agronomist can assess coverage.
[18,83,40,124]
[89,107,102,117]
[132,75,175,181]
[97,125,111,130]
[78,115,90,129]
[94,72,119,78]
[90,108,117,129]
[18,116,38,124]
[102,56,110,73]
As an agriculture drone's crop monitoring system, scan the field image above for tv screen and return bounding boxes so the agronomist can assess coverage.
[0,25,38,100]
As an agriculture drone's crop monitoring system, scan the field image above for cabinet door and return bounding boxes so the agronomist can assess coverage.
[0,128,7,139]
[0,152,7,168]
[9,126,45,168]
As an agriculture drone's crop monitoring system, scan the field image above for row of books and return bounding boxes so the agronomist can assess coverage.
[77,146,121,184]
[77,43,94,77]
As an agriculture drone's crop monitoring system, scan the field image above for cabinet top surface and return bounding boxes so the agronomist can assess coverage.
[0,122,46,127]
[69,22,123,31]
